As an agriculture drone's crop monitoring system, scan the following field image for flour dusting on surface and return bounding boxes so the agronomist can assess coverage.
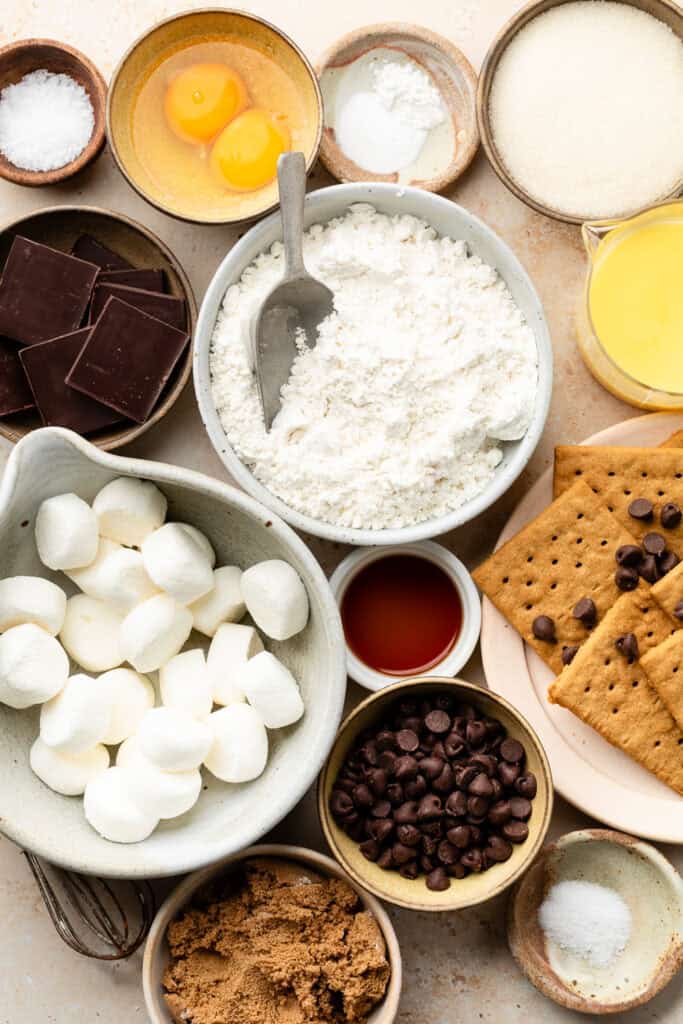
[210,204,538,530]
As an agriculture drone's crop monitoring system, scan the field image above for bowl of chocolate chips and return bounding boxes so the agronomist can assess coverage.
[319,677,553,911]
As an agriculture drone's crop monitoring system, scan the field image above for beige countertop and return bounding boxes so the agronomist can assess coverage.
[1,1,682,1021]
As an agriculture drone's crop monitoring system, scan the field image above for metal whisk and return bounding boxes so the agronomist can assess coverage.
[24,851,156,960]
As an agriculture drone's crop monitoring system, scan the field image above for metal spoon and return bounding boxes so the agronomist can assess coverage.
[253,151,334,430]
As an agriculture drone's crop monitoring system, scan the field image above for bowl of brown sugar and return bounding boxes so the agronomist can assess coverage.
[143,844,401,1024]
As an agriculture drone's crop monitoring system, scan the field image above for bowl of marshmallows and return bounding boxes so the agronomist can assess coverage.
[0,427,346,878]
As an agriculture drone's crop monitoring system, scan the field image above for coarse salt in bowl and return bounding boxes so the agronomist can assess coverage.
[194,182,552,546]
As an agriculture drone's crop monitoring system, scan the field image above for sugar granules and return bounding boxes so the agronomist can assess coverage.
[538,879,632,968]
[489,2,683,218]
[0,68,94,172]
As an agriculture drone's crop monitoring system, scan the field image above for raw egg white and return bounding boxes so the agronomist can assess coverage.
[164,63,246,145]
[210,108,290,190]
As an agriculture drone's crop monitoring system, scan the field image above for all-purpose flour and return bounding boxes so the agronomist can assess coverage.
[210,204,538,530]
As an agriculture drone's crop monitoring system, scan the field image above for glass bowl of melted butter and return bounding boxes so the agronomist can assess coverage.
[577,200,683,410]
[107,9,322,224]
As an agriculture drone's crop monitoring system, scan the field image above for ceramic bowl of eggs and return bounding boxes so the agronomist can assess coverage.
[107,9,322,224]
[0,427,346,878]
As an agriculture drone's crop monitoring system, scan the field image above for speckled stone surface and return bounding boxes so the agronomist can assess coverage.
[0,1,681,1022]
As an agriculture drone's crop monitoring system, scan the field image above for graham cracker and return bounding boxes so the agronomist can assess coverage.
[641,632,683,733]
[651,560,683,620]
[660,429,683,449]
[548,592,683,794]
[473,480,642,674]
[554,446,683,555]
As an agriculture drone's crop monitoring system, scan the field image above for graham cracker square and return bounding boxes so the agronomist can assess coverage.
[641,632,683,733]
[473,480,642,674]
[660,430,683,449]
[554,446,683,556]
[548,592,683,794]
[651,561,683,621]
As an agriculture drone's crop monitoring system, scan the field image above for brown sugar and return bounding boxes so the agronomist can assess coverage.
[163,857,391,1024]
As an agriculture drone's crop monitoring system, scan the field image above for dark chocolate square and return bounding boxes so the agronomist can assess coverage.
[0,336,34,415]
[72,235,132,271]
[98,268,166,292]
[90,283,185,330]
[66,297,189,424]
[0,236,99,346]
[20,328,124,434]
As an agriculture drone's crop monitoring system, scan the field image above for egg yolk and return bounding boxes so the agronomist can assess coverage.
[210,109,290,191]
[164,64,246,144]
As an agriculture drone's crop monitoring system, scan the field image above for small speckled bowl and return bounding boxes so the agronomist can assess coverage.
[107,9,323,225]
[317,23,479,192]
[507,829,683,1013]
[318,676,553,912]
[142,844,402,1024]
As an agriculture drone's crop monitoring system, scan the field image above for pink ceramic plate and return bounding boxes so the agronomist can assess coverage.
[481,412,683,843]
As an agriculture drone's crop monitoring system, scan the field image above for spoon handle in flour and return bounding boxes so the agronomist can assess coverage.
[278,152,306,277]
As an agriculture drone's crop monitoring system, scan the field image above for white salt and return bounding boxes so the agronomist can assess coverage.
[538,880,632,968]
[0,68,94,172]
[489,2,683,218]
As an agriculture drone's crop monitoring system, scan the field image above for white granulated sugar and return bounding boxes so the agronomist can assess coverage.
[210,205,538,531]
[539,880,632,969]
[0,69,94,172]
[489,1,683,219]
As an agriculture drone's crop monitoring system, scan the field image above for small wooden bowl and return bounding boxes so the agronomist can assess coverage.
[0,39,106,186]
[316,23,479,192]
[507,829,683,1013]
[0,205,196,451]
[318,676,553,912]
[477,0,683,224]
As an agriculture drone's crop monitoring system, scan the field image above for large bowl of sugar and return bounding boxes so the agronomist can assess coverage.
[0,427,346,878]
[194,183,552,546]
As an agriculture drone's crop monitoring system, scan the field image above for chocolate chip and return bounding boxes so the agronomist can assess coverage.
[485,836,513,862]
[468,772,494,797]
[572,596,597,628]
[399,861,419,879]
[467,795,489,818]
[376,848,394,870]
[500,738,524,763]
[396,729,419,752]
[352,784,373,809]
[394,755,419,781]
[615,544,643,567]
[661,503,682,529]
[367,768,388,796]
[420,757,445,780]
[515,773,537,798]
[448,862,467,879]
[394,801,419,824]
[396,824,421,847]
[487,800,512,826]
[419,854,435,874]
[674,601,683,621]
[561,645,579,666]
[432,764,455,794]
[426,867,450,891]
[498,761,520,787]
[370,799,392,818]
[378,750,397,773]
[444,732,465,758]
[455,765,477,789]
[403,776,427,800]
[615,566,639,591]
[465,720,487,747]
[367,818,394,843]
[509,797,532,820]
[386,783,404,806]
[392,842,417,865]
[532,614,556,642]
[615,632,639,663]
[437,840,459,865]
[643,532,666,556]
[359,839,380,861]
[330,791,353,819]
[461,849,483,872]
[638,554,660,584]
[417,794,443,821]
[501,820,529,843]
[446,824,471,848]
[424,709,451,734]
[628,497,653,521]
[469,753,497,776]
[659,550,680,575]
[445,790,467,817]
[376,730,395,751]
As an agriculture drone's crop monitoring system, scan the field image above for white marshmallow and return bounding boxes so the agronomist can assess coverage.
[190,566,245,637]
[204,704,268,783]
[177,524,216,568]
[93,477,167,548]
[40,673,112,754]
[117,737,201,819]
[35,493,99,571]
[60,595,124,673]
[0,624,69,709]
[137,706,212,772]
[240,560,309,640]
[30,736,109,796]
[67,540,158,612]
[84,767,158,843]
[207,623,263,706]
[99,668,155,745]
[159,649,212,720]
[141,523,214,605]
[0,575,66,635]
[238,651,304,728]
[120,594,193,673]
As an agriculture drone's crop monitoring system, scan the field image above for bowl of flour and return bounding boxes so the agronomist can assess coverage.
[195,183,552,544]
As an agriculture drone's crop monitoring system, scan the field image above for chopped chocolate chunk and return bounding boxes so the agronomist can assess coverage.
[72,234,132,270]
[561,644,579,666]
[615,544,643,568]
[628,497,654,521]
[532,614,556,642]
[98,268,166,292]
[0,337,33,415]
[661,503,682,530]
[89,283,186,331]
[572,596,597,628]
[615,565,639,591]
[615,632,639,663]
[643,532,666,556]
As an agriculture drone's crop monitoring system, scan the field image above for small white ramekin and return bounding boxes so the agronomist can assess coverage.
[329,541,481,691]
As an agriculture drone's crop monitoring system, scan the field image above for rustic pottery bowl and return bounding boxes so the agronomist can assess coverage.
[0,204,196,451]
[107,9,323,224]
[0,39,106,186]
[477,0,683,224]
[143,844,402,1024]
[0,428,346,879]
[507,829,683,1013]
[318,676,553,911]
[316,23,479,192]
